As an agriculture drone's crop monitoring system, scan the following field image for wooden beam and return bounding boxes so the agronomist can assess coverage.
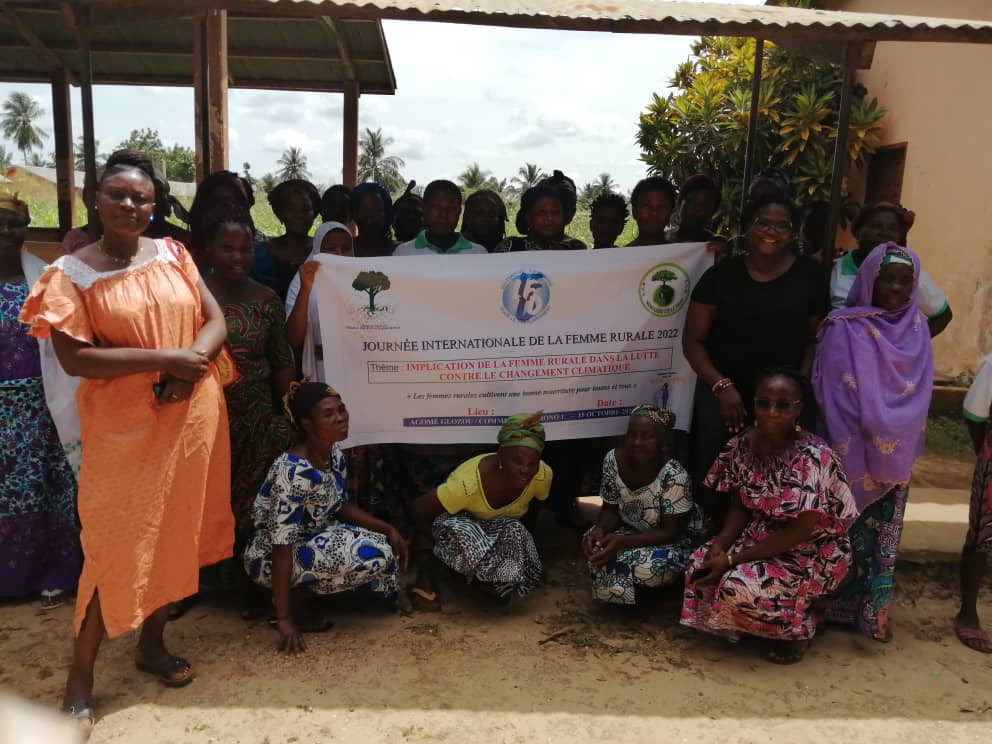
[0,1,77,83]
[74,5,97,239]
[342,79,358,188]
[0,40,387,64]
[206,9,228,174]
[192,14,209,182]
[50,66,74,233]
[320,15,356,81]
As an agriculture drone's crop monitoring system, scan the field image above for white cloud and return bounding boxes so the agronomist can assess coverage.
[262,129,325,154]
[391,128,431,160]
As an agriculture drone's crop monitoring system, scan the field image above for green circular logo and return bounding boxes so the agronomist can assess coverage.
[639,262,691,317]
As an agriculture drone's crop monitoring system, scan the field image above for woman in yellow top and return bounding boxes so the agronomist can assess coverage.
[413,412,552,604]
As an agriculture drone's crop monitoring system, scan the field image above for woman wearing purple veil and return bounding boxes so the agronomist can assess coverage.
[813,242,934,642]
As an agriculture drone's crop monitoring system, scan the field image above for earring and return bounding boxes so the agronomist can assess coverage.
[497,459,503,470]
[795,423,802,432]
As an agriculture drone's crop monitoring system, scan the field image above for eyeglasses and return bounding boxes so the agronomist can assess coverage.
[754,397,802,413]
[751,218,792,235]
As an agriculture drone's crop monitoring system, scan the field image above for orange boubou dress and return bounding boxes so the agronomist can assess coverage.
[20,239,233,637]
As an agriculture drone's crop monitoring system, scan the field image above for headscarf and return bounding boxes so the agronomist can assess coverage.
[294,221,352,382]
[350,182,394,238]
[812,242,933,511]
[630,404,676,429]
[0,191,30,222]
[515,185,561,235]
[283,380,341,428]
[497,411,546,452]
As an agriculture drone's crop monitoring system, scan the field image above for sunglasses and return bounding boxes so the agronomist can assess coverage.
[754,397,802,413]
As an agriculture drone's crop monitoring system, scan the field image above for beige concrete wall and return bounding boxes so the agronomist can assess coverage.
[830,0,992,377]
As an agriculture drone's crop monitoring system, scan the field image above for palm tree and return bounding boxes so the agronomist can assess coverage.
[579,172,620,208]
[0,145,10,171]
[258,172,279,193]
[276,147,310,180]
[1,92,48,164]
[594,173,617,193]
[511,162,544,194]
[73,135,105,170]
[357,127,405,194]
[485,176,511,198]
[458,162,490,191]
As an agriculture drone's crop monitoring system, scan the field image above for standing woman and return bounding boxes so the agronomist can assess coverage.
[188,170,260,269]
[351,183,396,258]
[20,165,234,727]
[253,179,320,301]
[683,196,829,522]
[681,369,857,665]
[626,176,677,247]
[202,207,296,605]
[462,189,508,253]
[1,193,81,608]
[495,186,586,252]
[814,244,933,641]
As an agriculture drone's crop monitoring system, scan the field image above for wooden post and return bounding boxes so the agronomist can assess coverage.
[192,15,210,181]
[50,67,74,234]
[75,6,97,238]
[826,58,855,258]
[206,9,228,173]
[342,80,359,187]
[739,38,764,229]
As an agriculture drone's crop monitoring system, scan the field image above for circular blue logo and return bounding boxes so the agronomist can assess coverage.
[501,270,551,323]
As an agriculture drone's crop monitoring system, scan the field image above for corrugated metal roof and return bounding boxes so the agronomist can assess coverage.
[238,0,992,44]
[0,5,397,93]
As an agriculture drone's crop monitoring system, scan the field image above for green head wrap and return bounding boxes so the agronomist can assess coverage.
[497,411,546,452]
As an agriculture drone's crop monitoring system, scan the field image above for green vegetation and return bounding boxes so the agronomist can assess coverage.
[1,91,48,164]
[926,416,974,462]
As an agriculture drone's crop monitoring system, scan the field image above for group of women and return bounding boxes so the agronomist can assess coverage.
[0,148,983,734]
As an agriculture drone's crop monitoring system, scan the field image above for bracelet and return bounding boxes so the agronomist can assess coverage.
[712,377,734,395]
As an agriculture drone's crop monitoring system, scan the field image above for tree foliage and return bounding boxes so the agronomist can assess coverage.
[511,163,544,195]
[276,146,311,181]
[458,162,491,191]
[578,173,618,208]
[115,128,197,181]
[636,34,886,231]
[358,128,405,194]
[1,92,48,164]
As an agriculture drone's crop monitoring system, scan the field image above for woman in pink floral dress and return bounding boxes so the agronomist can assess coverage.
[681,368,858,664]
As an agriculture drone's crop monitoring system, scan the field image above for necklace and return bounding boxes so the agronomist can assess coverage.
[98,240,136,266]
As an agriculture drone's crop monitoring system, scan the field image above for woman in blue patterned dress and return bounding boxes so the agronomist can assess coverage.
[0,193,81,607]
[244,381,408,654]
[583,405,704,605]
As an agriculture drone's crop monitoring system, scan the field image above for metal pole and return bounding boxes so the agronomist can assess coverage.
[76,6,97,239]
[826,59,855,258]
[740,38,764,228]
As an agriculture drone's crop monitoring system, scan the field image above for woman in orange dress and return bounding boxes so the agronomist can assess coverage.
[20,163,234,729]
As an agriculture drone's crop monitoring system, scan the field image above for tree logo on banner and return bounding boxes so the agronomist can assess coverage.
[501,270,551,323]
[352,270,392,316]
[638,263,690,317]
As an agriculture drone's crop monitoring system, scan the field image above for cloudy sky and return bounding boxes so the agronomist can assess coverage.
[0,0,762,193]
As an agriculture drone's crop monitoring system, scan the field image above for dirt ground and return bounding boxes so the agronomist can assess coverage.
[2,515,992,744]
[910,453,974,490]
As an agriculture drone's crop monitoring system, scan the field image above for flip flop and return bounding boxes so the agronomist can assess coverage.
[954,620,992,654]
[408,586,442,613]
[40,590,66,611]
[63,700,95,733]
[135,655,195,688]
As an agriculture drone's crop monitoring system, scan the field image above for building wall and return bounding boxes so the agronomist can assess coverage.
[830,0,992,377]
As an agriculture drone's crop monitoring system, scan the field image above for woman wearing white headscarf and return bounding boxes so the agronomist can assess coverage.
[285,221,353,383]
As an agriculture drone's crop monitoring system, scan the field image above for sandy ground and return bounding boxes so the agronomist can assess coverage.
[2,514,992,744]
[910,454,973,490]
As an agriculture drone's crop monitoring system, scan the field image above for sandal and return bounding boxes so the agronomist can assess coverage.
[135,654,195,688]
[40,590,66,611]
[408,586,442,613]
[954,620,992,654]
[63,700,95,733]
[766,639,809,665]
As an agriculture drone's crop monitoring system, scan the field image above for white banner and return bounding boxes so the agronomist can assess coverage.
[314,243,710,447]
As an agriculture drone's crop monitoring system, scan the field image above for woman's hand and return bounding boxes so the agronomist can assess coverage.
[162,349,209,383]
[693,543,732,587]
[299,261,320,292]
[582,526,606,560]
[156,375,193,404]
[276,618,307,655]
[386,526,410,572]
[587,532,628,568]
[717,386,747,433]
